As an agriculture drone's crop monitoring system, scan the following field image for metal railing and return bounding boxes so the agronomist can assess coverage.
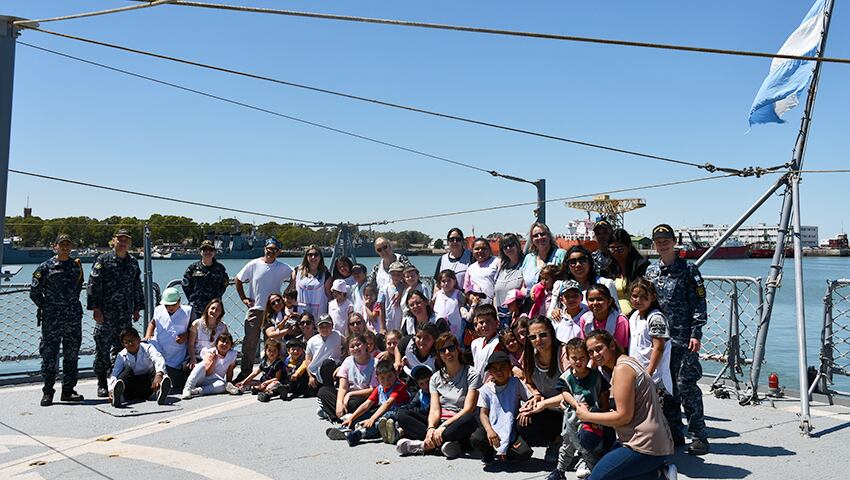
[1,275,761,384]
[812,279,850,404]
[700,276,764,397]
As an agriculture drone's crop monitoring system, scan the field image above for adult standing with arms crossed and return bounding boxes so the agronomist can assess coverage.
[234,237,293,381]
[182,239,229,315]
[644,224,709,455]
[87,229,145,398]
[30,234,85,406]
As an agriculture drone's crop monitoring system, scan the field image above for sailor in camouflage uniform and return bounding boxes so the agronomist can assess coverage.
[644,223,710,455]
[30,234,84,406]
[591,219,614,277]
[86,229,145,397]
[181,239,229,315]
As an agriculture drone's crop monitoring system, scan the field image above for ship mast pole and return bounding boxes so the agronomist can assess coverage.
[0,17,24,274]
[759,0,835,435]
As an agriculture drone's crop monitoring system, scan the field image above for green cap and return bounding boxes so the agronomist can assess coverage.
[55,234,73,245]
[160,287,181,306]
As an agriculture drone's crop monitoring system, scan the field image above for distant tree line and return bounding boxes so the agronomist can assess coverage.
[4,215,431,250]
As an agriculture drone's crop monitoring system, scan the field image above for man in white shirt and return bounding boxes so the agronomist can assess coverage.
[145,287,192,390]
[235,238,294,380]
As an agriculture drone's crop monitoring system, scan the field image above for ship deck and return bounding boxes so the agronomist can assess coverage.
[0,379,847,479]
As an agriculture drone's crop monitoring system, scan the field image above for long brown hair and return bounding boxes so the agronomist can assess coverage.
[522,316,562,389]
[434,332,468,373]
[299,244,330,279]
[200,298,226,342]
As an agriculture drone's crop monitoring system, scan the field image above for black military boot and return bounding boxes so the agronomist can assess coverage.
[61,389,84,402]
[40,392,54,407]
[97,375,109,398]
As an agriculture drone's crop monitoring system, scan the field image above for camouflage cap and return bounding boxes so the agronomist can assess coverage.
[54,234,73,244]
[200,239,216,250]
[114,228,132,239]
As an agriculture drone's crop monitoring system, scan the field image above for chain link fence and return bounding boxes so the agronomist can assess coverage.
[700,276,763,395]
[814,279,850,403]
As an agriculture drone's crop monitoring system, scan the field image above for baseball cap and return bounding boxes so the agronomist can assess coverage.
[55,234,73,245]
[469,285,488,298]
[388,261,405,273]
[160,287,181,305]
[114,228,132,238]
[559,279,582,296]
[331,279,350,294]
[265,238,281,249]
[410,365,433,381]
[652,224,676,240]
[593,219,613,232]
[285,338,306,349]
[200,239,215,250]
[485,351,511,371]
[317,314,333,326]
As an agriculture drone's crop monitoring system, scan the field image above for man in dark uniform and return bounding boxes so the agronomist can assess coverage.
[592,219,614,277]
[644,223,710,455]
[87,229,145,398]
[182,239,229,315]
[30,234,85,406]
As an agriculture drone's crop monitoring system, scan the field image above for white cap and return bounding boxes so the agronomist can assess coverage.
[331,279,350,294]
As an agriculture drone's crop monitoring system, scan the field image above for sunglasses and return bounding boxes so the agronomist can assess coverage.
[609,246,626,254]
[502,243,517,249]
[532,232,548,239]
[299,321,313,326]
[438,344,458,353]
[307,252,320,258]
[376,245,389,252]
[349,320,364,326]
[447,237,463,243]
[527,332,550,341]
[270,299,283,306]
[568,256,589,266]
[408,301,424,308]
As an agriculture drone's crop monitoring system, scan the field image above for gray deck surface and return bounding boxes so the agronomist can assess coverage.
[0,380,848,479]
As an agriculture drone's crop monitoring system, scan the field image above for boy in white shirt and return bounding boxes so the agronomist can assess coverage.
[109,326,171,408]
[470,304,502,390]
[328,279,354,335]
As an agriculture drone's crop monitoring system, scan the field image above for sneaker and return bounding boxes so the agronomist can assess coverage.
[326,427,349,441]
[575,459,591,479]
[97,384,109,398]
[378,417,390,443]
[544,443,560,463]
[317,407,330,420]
[345,429,363,447]
[386,418,400,444]
[545,470,565,480]
[441,440,464,459]
[565,455,581,472]
[112,379,124,408]
[181,387,201,400]
[257,392,271,402]
[60,390,84,402]
[40,393,53,407]
[663,463,678,480]
[396,438,424,456]
[687,437,709,456]
[225,382,242,395]
[157,376,172,405]
[480,449,495,465]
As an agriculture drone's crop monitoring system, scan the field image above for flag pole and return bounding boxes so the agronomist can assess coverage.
[784,0,834,435]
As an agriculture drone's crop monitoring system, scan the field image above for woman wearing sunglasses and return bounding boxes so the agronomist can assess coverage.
[494,233,526,325]
[371,237,411,292]
[433,228,473,291]
[561,245,619,306]
[518,316,569,460]
[521,222,567,290]
[395,333,479,458]
[295,245,332,318]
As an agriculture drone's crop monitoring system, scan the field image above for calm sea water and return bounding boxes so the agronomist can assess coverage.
[4,255,849,391]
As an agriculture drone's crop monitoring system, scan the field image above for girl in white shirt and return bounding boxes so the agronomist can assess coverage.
[182,332,238,398]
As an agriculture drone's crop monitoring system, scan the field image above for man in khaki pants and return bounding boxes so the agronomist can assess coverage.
[234,238,293,381]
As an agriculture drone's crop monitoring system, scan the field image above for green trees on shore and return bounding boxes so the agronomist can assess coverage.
[4,215,430,250]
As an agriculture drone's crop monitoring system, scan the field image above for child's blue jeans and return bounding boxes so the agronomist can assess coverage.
[361,410,394,439]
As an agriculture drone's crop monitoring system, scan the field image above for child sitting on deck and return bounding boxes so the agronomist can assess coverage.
[336,359,411,447]
[282,339,308,401]
[109,326,171,408]
[235,339,286,402]
[181,332,238,399]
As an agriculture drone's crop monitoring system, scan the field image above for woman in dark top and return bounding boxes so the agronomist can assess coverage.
[606,229,650,316]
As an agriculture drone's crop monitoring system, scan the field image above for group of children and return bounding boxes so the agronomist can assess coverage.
[103,262,676,480]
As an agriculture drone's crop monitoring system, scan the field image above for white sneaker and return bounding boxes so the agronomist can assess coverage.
[575,460,591,479]
[664,463,678,480]
[181,387,202,400]
[440,440,464,459]
[396,438,424,456]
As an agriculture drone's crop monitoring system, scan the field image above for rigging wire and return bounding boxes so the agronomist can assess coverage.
[13,0,175,27]
[23,26,741,174]
[18,41,496,176]
[144,1,850,66]
[353,173,743,227]
[9,169,324,226]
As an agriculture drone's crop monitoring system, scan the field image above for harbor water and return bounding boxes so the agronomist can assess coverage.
[3,254,848,391]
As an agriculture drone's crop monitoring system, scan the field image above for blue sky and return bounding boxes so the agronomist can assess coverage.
[4,1,849,240]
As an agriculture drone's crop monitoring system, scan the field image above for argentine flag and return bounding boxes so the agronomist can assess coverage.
[748,0,826,126]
